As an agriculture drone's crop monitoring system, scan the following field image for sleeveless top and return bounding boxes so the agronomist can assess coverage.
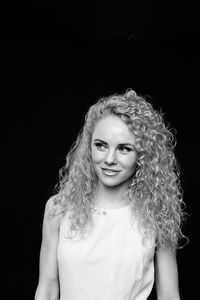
[57,205,155,300]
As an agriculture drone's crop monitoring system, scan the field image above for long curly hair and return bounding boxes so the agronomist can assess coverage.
[49,89,188,250]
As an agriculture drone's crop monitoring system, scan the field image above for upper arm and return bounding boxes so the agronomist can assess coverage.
[35,197,60,298]
[155,247,180,300]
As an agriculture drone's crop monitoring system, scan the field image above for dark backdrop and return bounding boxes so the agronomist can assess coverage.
[3,1,199,299]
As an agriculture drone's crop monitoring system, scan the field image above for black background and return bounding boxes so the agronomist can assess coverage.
[3,1,199,299]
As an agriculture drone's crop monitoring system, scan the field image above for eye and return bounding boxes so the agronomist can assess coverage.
[118,146,132,153]
[94,142,107,151]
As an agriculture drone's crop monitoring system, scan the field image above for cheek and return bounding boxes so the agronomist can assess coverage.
[91,148,105,164]
[119,154,137,170]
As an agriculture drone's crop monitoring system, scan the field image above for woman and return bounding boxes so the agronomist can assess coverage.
[35,89,187,300]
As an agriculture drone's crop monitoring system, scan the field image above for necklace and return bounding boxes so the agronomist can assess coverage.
[90,206,107,216]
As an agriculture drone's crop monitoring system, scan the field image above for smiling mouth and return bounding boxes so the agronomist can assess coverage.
[101,168,121,175]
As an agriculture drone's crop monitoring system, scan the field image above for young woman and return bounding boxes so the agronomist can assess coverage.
[35,89,187,300]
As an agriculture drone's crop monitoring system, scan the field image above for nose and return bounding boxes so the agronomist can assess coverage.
[104,149,117,165]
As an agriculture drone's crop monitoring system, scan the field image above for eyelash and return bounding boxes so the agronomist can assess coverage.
[94,142,106,150]
[94,143,132,153]
[119,146,132,152]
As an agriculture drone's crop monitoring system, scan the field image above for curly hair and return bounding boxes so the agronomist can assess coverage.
[49,89,188,250]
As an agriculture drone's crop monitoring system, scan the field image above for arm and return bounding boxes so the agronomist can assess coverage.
[155,247,181,300]
[34,198,60,300]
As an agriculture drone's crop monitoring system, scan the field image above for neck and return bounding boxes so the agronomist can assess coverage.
[94,183,130,209]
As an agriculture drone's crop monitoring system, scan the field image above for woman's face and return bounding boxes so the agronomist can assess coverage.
[91,115,137,190]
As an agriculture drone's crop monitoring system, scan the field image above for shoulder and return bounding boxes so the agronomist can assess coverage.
[45,196,57,214]
[43,196,62,235]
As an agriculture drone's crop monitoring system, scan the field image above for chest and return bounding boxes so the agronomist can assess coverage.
[57,211,155,270]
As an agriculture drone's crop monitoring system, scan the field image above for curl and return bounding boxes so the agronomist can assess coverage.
[49,89,188,249]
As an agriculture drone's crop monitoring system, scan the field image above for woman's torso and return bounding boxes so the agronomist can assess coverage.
[57,205,155,300]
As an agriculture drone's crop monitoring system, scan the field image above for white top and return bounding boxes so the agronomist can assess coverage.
[57,205,155,300]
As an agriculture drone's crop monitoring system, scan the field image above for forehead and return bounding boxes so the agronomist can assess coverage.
[92,115,135,144]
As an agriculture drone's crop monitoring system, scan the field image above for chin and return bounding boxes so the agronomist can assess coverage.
[100,178,128,188]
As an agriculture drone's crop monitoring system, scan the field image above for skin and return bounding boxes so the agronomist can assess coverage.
[34,199,60,300]
[91,115,137,208]
[35,114,181,300]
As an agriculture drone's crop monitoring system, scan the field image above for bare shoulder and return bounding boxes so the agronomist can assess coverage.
[35,196,61,298]
[43,196,61,235]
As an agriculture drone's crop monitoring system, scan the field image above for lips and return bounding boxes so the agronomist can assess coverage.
[101,168,121,175]
[102,168,120,172]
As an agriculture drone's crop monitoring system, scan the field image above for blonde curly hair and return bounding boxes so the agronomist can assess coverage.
[49,89,188,250]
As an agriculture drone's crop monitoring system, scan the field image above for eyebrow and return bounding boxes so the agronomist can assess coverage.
[93,138,135,148]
